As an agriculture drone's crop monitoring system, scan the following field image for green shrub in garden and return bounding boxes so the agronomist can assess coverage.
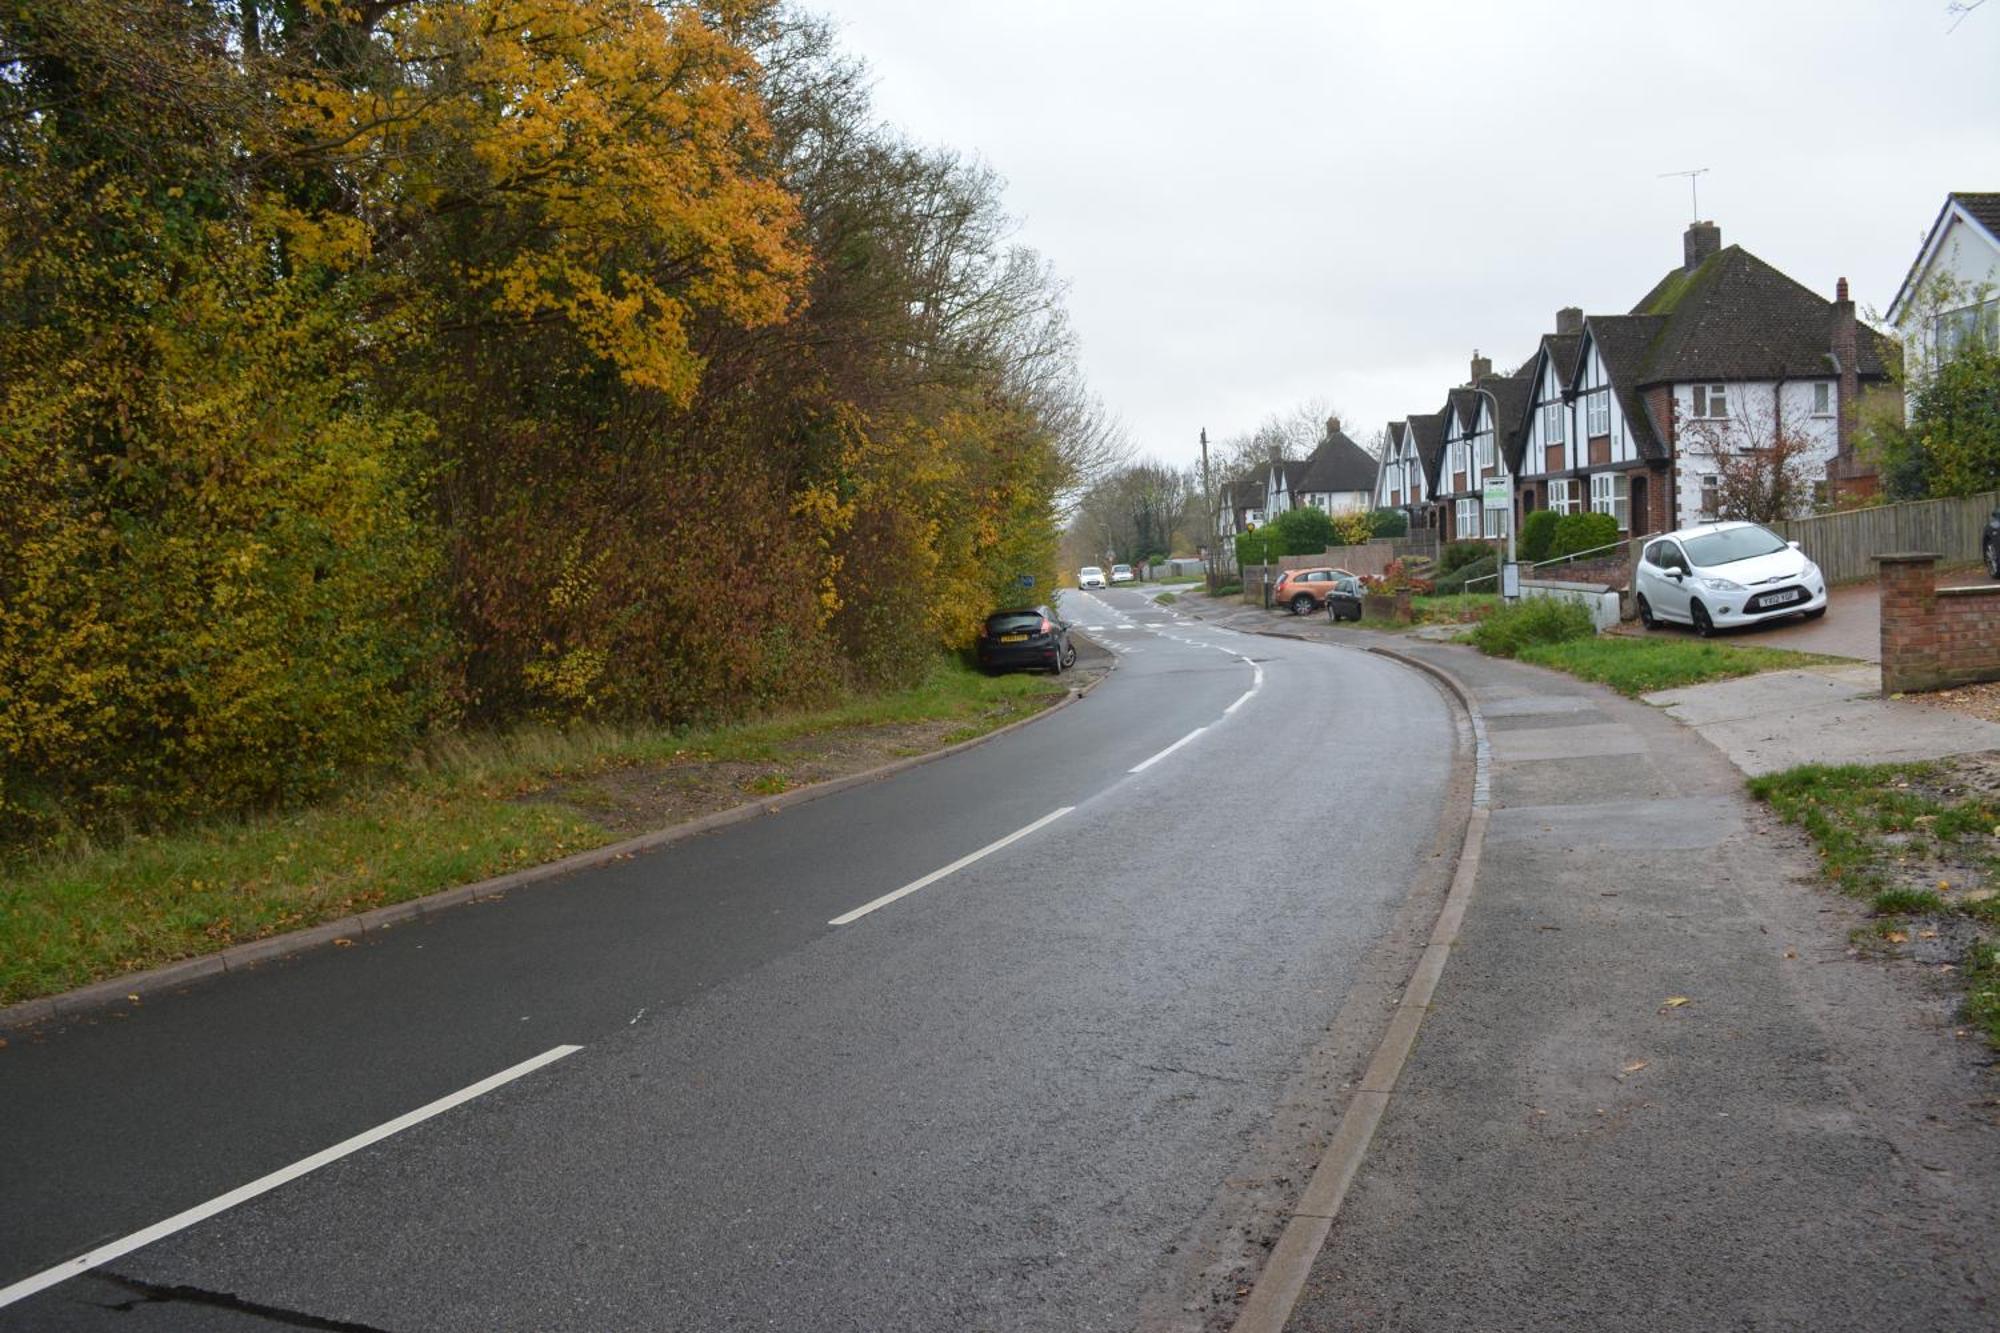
[1469,596,1597,657]
[1432,554,1497,594]
[1520,509,1560,563]
[1550,511,1620,560]
[1439,541,1492,574]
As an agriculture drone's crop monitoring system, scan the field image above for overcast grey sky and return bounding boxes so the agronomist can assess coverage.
[812,0,1998,470]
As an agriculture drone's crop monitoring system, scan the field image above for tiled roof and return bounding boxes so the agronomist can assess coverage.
[1583,315,1670,461]
[1627,245,1891,381]
[1445,387,1481,434]
[1540,332,1582,390]
[1478,367,1535,473]
[1955,192,2000,240]
[1404,411,1448,491]
[1299,429,1380,496]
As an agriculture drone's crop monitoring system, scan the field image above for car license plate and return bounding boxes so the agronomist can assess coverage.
[1757,589,1803,608]
[1000,632,1029,642]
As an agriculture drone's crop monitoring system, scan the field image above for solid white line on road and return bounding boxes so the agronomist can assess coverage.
[1225,690,1256,714]
[1130,727,1208,773]
[0,1044,583,1311]
[829,807,1075,926]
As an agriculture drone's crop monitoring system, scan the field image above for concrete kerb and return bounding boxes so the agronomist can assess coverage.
[0,665,1116,1035]
[1231,644,1491,1333]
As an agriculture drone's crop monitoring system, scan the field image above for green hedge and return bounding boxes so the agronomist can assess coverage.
[1469,597,1597,657]
[1366,508,1408,538]
[1439,540,1492,574]
[1432,553,1498,594]
[1520,510,1560,563]
[1550,511,1621,560]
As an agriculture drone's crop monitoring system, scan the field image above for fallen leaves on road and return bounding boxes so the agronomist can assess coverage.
[1661,996,1692,1010]
[1621,1059,1649,1074]
[1886,930,1909,944]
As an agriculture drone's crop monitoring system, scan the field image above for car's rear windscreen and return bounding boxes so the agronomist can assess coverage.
[987,612,1045,633]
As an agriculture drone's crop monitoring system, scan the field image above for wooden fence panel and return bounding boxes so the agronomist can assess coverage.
[1771,491,1999,585]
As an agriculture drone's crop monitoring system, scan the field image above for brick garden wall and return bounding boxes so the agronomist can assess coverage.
[1878,553,2000,693]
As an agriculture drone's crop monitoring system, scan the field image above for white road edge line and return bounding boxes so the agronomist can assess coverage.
[1224,690,1255,715]
[0,1044,583,1311]
[829,807,1075,926]
[1130,727,1208,773]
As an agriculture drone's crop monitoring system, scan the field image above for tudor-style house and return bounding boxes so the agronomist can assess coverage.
[1371,419,1422,526]
[1515,222,1894,535]
[1292,418,1380,515]
[1429,358,1530,543]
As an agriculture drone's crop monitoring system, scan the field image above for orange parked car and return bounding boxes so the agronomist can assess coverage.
[1273,567,1357,616]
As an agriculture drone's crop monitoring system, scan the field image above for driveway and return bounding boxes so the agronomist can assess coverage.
[1635,567,2000,664]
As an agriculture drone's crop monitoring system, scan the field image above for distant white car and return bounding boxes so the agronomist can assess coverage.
[1109,564,1135,584]
[1633,521,1827,636]
[1078,566,1106,589]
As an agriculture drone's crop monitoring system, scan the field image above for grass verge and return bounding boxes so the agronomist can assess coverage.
[1,660,1070,1007]
[1515,636,1844,696]
[1749,759,2000,1048]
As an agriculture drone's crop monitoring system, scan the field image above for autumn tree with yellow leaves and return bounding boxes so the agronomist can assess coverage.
[0,1,1110,840]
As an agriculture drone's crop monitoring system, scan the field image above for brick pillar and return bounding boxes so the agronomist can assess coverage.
[1877,553,1939,694]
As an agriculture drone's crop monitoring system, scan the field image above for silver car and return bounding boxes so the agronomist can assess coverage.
[1634,521,1827,636]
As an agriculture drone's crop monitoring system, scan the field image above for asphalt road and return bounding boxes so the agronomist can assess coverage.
[2,587,1455,1331]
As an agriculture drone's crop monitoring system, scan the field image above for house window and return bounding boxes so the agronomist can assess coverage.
[1456,498,1480,538]
[1690,383,1729,419]
[1585,390,1610,437]
[1811,382,1833,416]
[1547,478,1577,515]
[1542,401,1565,445]
[1698,471,1720,521]
[1477,434,1494,473]
[1591,471,1630,532]
[1936,298,2000,359]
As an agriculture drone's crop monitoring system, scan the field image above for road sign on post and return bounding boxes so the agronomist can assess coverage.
[1482,479,1510,509]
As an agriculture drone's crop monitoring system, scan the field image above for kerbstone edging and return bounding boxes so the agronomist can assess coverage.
[1,664,1114,1034]
[1231,641,1489,1333]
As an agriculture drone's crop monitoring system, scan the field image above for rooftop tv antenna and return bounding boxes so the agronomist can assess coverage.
[1658,167,1709,220]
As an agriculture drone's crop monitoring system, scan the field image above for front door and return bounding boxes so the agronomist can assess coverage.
[1630,474,1649,538]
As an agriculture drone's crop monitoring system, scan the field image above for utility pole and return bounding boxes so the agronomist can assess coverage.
[1199,427,1215,588]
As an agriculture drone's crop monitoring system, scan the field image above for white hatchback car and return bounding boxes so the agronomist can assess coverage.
[1634,521,1827,636]
[1109,564,1135,584]
[1078,566,1106,589]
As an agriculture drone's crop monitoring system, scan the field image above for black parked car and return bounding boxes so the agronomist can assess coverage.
[1985,506,2000,579]
[1322,572,1364,623]
[976,606,1076,674]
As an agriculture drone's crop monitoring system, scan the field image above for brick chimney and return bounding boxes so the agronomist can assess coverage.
[1556,306,1583,335]
[1325,416,1341,437]
[1684,220,1721,271]
[1469,350,1492,383]
[1832,275,1859,460]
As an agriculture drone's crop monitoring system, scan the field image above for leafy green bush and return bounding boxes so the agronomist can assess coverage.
[1520,509,1560,563]
[1469,596,1596,658]
[1439,541,1492,574]
[1366,508,1408,538]
[1432,553,1497,594]
[1550,511,1621,560]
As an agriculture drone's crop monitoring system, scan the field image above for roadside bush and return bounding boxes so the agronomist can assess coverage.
[1366,508,1408,538]
[1469,597,1596,658]
[1520,510,1560,564]
[1439,541,1492,574]
[1432,553,1498,594]
[1549,511,1621,561]
[1364,559,1434,596]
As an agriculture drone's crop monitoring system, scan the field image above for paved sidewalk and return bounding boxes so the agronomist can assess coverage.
[1277,638,2000,1331]
[1649,664,2000,775]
